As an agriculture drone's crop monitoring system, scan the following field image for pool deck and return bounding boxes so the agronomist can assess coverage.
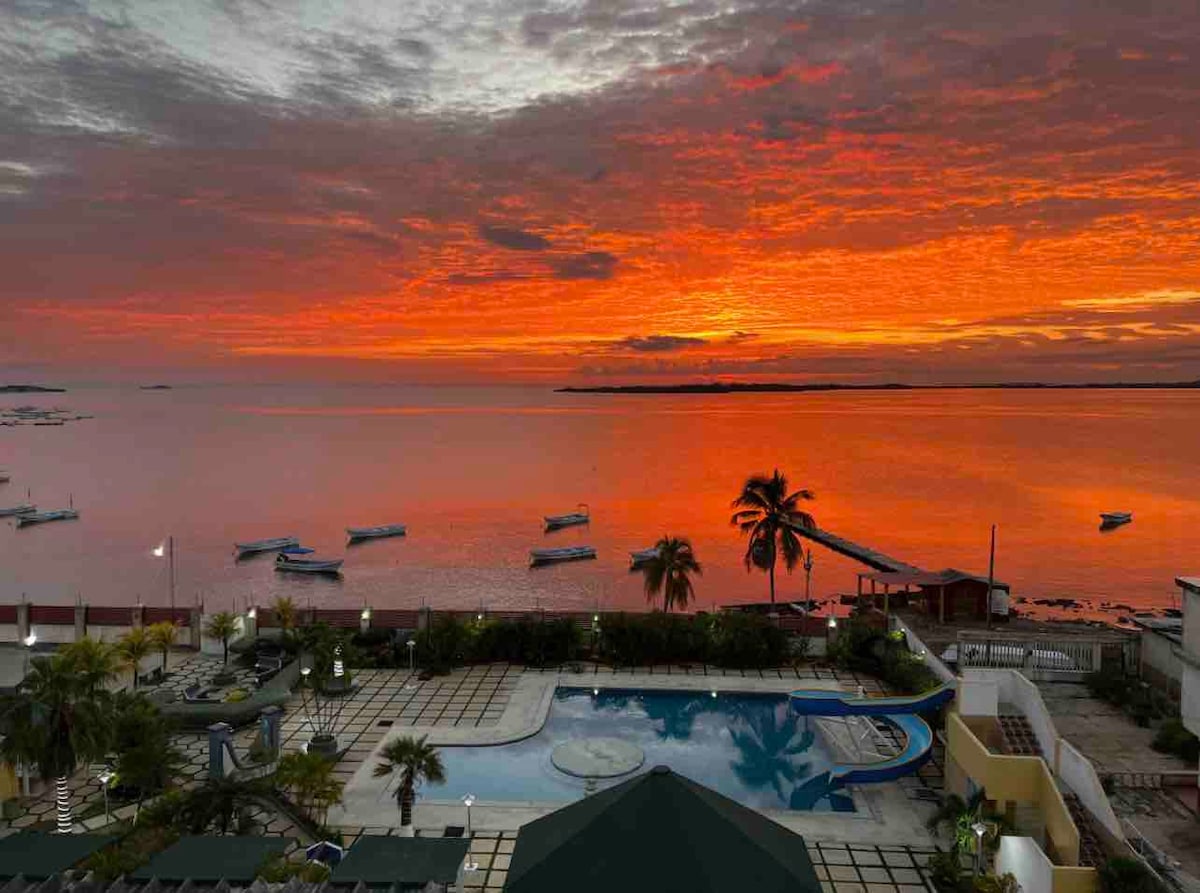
[331,671,942,848]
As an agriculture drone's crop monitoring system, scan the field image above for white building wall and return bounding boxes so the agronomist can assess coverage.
[1179,584,1200,748]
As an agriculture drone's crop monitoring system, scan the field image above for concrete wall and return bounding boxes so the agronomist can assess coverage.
[947,712,1083,868]
[998,836,1054,893]
[1181,586,1200,746]
[0,624,19,644]
[1139,629,1182,698]
[962,668,1125,845]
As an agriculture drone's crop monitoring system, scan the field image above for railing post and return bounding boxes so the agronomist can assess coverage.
[16,600,30,643]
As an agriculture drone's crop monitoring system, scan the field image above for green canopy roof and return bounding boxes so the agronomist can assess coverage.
[0,832,115,880]
[129,835,294,882]
[331,836,470,888]
[506,765,822,893]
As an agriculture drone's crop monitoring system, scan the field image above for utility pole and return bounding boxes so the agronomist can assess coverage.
[985,524,996,631]
[168,535,176,612]
[802,548,814,604]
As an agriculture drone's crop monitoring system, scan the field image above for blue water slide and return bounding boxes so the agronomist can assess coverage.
[787,683,954,792]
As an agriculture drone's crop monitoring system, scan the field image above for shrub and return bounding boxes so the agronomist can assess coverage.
[1086,668,1171,726]
[829,618,939,694]
[1151,719,1200,763]
[258,855,332,883]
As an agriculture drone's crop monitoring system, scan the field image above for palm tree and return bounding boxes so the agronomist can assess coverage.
[118,627,154,690]
[270,595,298,640]
[372,735,446,835]
[205,612,240,668]
[730,469,816,605]
[110,692,182,812]
[276,751,344,827]
[147,621,179,674]
[178,775,266,835]
[0,654,111,832]
[640,536,702,613]
[58,637,121,697]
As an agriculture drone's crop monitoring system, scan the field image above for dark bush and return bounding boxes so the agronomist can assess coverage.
[1086,668,1170,726]
[829,621,940,694]
[1152,719,1200,763]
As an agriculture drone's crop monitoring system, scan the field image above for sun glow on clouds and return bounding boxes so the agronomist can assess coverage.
[3,0,1200,382]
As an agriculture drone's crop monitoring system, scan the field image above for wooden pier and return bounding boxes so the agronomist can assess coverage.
[785,523,923,574]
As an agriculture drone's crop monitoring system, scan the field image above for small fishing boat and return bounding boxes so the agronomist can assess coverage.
[234,536,300,556]
[280,545,315,555]
[530,545,597,567]
[629,546,659,568]
[16,508,79,528]
[275,554,343,575]
[0,503,36,517]
[347,523,407,541]
[0,471,9,483]
[1099,511,1133,525]
[544,504,589,531]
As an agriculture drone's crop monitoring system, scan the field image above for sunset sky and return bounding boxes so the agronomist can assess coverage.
[2,0,1199,383]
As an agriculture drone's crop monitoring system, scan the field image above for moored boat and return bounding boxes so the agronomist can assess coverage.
[280,545,315,555]
[530,545,597,566]
[629,546,659,568]
[347,523,407,541]
[544,504,589,531]
[1099,511,1132,525]
[0,503,36,517]
[235,535,300,556]
[275,554,343,575]
[15,508,79,528]
[0,472,9,483]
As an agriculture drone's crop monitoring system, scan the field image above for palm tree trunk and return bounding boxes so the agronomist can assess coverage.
[400,784,415,835]
[768,561,777,604]
[222,639,229,666]
[162,649,169,673]
[55,775,72,834]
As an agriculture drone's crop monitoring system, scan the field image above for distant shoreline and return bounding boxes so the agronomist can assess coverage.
[0,384,66,393]
[557,380,1200,394]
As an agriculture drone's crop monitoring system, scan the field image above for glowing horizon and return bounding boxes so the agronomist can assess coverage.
[2,1,1199,384]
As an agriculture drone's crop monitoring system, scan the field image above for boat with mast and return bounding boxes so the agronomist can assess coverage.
[16,508,78,528]
[0,503,36,517]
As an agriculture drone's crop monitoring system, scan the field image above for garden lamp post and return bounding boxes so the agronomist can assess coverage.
[97,768,115,825]
[972,821,987,875]
[406,638,416,672]
[463,793,477,870]
[22,631,36,675]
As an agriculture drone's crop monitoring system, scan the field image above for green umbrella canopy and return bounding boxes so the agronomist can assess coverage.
[506,765,821,893]
[0,832,115,880]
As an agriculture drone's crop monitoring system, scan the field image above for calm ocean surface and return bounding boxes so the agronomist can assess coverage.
[0,384,1196,615]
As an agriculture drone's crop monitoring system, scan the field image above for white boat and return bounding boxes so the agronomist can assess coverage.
[1100,511,1132,525]
[275,554,343,575]
[530,545,597,566]
[347,523,407,541]
[15,508,79,528]
[234,535,300,556]
[629,546,660,568]
[544,504,589,531]
[0,503,36,517]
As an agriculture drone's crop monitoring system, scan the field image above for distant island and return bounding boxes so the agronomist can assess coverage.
[139,384,173,390]
[0,384,66,393]
[558,380,1200,394]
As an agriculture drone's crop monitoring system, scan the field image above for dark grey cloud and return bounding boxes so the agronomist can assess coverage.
[618,334,708,352]
[552,251,618,280]
[478,224,552,251]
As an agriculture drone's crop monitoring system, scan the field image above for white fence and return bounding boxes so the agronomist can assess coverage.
[954,630,1136,680]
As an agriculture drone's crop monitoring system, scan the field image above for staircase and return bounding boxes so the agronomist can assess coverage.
[998,714,1043,757]
[999,715,1107,868]
[1062,792,1107,868]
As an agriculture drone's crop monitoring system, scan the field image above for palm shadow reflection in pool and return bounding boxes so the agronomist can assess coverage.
[434,687,851,811]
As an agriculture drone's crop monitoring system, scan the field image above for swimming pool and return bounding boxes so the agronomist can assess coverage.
[431,687,855,811]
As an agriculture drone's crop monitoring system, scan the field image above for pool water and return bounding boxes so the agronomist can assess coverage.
[428,687,854,811]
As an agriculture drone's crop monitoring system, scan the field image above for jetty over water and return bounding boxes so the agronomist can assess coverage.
[785,523,923,574]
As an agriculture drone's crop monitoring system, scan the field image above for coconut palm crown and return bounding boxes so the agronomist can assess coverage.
[641,536,702,613]
[372,735,446,832]
[730,469,816,604]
